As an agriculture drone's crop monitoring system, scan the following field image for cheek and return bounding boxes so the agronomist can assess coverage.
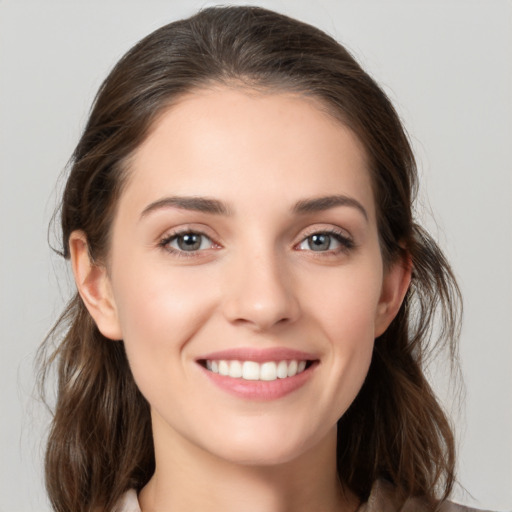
[114,252,217,329]
[111,262,218,382]
[320,307,375,423]
[302,261,382,409]
[303,257,383,339]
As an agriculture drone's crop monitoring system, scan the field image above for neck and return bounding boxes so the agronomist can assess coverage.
[138,416,358,512]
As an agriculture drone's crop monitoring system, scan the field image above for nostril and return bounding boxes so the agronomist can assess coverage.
[221,264,301,330]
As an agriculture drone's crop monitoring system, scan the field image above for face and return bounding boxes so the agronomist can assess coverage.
[74,86,408,467]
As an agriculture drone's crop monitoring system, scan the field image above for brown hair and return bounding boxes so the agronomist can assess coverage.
[39,6,461,512]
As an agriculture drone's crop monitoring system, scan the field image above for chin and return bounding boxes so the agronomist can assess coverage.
[213,442,308,467]
[200,420,334,468]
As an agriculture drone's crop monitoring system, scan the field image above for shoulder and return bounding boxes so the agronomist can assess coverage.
[112,489,141,512]
[112,483,494,512]
[439,503,492,512]
[358,479,494,512]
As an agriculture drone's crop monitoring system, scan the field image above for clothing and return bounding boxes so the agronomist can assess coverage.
[113,479,492,512]
[114,489,139,512]
[357,480,491,512]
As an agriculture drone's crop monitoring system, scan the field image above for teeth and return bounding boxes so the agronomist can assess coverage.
[260,362,277,381]
[287,360,298,377]
[277,360,288,378]
[229,360,243,378]
[242,361,260,380]
[205,359,309,381]
[218,360,229,376]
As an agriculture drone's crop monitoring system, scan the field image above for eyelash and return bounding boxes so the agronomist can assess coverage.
[158,227,355,258]
[158,229,218,258]
[296,228,355,254]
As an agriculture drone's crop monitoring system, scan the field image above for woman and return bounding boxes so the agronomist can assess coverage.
[39,6,482,512]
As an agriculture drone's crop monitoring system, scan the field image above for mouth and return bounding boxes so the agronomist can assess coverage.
[196,348,319,400]
[199,359,316,381]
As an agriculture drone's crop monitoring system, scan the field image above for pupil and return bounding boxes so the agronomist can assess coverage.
[178,234,201,251]
[309,234,330,251]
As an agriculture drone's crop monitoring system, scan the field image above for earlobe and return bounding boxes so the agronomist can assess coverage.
[374,253,412,338]
[69,231,123,340]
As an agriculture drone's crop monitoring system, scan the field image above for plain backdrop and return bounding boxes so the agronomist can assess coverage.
[1,1,511,511]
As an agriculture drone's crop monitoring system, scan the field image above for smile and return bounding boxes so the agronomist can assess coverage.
[205,359,309,381]
[197,348,319,400]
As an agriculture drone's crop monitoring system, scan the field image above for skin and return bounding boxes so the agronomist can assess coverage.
[70,87,411,512]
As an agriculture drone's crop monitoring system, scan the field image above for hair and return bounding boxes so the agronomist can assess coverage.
[38,6,462,512]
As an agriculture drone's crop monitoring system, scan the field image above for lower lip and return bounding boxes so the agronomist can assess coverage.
[199,363,316,401]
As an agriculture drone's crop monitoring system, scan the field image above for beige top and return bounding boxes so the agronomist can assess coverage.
[113,479,491,512]
[356,480,491,512]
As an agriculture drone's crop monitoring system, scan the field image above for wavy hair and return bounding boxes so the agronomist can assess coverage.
[38,6,461,512]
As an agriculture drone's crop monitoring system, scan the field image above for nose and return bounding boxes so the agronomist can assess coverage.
[222,248,301,331]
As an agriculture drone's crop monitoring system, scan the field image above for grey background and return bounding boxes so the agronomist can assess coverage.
[1,1,511,510]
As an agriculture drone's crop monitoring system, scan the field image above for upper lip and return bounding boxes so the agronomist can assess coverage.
[197,347,319,363]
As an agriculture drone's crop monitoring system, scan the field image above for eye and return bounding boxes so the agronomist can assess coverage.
[160,231,216,253]
[297,230,354,253]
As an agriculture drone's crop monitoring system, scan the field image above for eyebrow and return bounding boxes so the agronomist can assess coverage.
[139,194,368,220]
[140,196,231,219]
[293,195,368,220]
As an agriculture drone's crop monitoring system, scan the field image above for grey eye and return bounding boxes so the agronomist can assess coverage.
[165,232,214,252]
[297,230,353,253]
[307,234,334,251]
[177,233,203,251]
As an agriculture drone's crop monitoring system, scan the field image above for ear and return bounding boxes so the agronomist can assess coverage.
[374,252,412,338]
[69,231,123,340]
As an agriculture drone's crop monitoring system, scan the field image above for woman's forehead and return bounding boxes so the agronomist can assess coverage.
[120,86,376,222]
